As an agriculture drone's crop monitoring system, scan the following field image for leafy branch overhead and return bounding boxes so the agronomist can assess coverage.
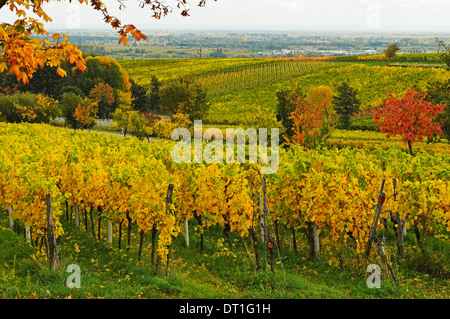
[0,0,217,84]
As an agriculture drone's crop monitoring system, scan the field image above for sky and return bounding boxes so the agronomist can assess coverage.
[3,0,450,32]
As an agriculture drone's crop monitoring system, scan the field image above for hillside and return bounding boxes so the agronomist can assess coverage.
[120,58,450,126]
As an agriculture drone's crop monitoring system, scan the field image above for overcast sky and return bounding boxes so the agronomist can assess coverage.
[3,0,450,32]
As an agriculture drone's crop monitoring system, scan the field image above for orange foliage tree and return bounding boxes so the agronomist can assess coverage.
[1,0,216,84]
[374,88,446,156]
[284,92,332,148]
[73,97,98,131]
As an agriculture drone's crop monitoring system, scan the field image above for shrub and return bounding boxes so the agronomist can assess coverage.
[0,92,59,123]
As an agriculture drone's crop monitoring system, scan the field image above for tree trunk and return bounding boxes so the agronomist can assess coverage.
[46,195,59,271]
[118,220,123,250]
[89,205,95,238]
[393,213,405,259]
[292,227,297,253]
[151,224,157,266]
[194,213,204,251]
[365,178,386,256]
[223,223,233,251]
[126,213,132,251]
[138,230,144,261]
[267,231,275,274]
[84,208,88,231]
[97,207,103,240]
[249,226,260,270]
[408,140,414,157]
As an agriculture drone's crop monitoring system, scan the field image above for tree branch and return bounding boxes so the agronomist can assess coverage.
[0,0,8,10]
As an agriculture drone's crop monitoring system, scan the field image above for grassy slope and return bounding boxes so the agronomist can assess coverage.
[1,216,449,299]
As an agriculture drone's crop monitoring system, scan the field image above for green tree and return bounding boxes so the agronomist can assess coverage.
[427,79,450,140]
[160,79,209,121]
[275,88,304,139]
[130,79,151,113]
[61,93,84,129]
[436,37,450,68]
[333,82,361,129]
[149,76,162,112]
[89,83,115,119]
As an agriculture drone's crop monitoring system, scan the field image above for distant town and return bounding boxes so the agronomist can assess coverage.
[44,29,450,59]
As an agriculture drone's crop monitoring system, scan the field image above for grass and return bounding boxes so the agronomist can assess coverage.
[1,213,449,299]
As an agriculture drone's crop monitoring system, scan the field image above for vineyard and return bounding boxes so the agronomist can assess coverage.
[120,58,450,127]
[1,123,449,298]
[190,60,328,96]
[207,63,450,126]
[118,58,279,85]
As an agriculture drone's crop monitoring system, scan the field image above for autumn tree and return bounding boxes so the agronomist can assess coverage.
[1,0,216,84]
[73,97,98,131]
[374,89,446,156]
[284,93,331,149]
[61,92,83,129]
[384,44,400,59]
[89,82,115,118]
[307,85,334,123]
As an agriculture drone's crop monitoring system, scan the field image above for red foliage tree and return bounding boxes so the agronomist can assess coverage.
[374,88,446,156]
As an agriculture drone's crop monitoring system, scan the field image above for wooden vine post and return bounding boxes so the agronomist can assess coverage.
[392,178,405,259]
[165,184,174,276]
[184,218,189,248]
[46,194,60,271]
[262,176,267,272]
[107,219,113,244]
[8,206,13,229]
[74,203,80,227]
[365,178,386,257]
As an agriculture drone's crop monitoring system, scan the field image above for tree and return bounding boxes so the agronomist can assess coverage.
[149,76,162,112]
[75,56,131,96]
[307,85,334,123]
[436,37,450,68]
[384,44,400,59]
[61,92,83,129]
[276,88,304,139]
[1,0,216,84]
[209,48,227,58]
[374,89,446,156]
[427,79,450,140]
[89,83,115,119]
[0,92,59,123]
[160,78,209,121]
[333,82,361,129]
[73,97,98,131]
[130,79,151,113]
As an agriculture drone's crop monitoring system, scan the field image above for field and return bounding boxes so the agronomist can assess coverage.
[120,57,450,126]
[1,53,450,302]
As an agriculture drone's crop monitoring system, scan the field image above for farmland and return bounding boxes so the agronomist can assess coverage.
[1,53,449,301]
[120,57,450,126]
